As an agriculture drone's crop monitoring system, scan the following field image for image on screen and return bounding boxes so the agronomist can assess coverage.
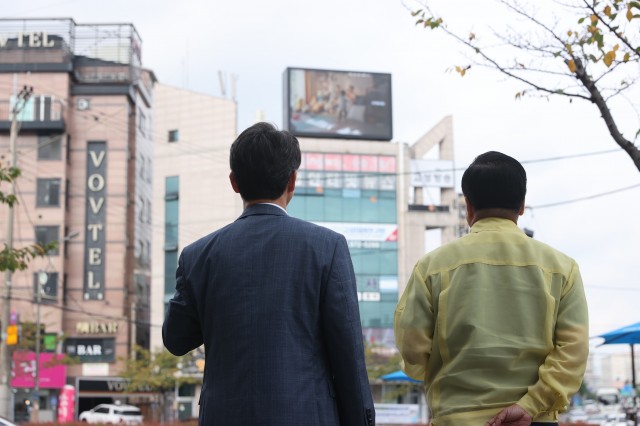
[284,68,393,141]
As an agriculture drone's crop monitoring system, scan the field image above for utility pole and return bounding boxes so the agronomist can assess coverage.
[31,230,77,424]
[0,85,33,419]
[31,272,46,423]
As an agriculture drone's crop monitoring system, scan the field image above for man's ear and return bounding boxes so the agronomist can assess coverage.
[518,201,525,216]
[287,170,297,194]
[464,196,474,226]
[229,172,240,194]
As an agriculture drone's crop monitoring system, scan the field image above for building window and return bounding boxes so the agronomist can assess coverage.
[33,272,58,302]
[66,134,71,164]
[36,178,61,207]
[165,176,179,299]
[38,134,62,160]
[168,129,179,143]
[35,226,59,255]
[65,179,70,210]
[165,176,179,248]
[138,109,146,136]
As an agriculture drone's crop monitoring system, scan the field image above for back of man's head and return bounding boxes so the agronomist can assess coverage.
[229,122,301,201]
[461,151,527,212]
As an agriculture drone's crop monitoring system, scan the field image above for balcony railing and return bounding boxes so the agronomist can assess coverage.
[0,96,65,131]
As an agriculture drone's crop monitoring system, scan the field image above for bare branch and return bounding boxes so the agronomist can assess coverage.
[604,78,637,101]
[437,22,592,100]
[497,0,570,48]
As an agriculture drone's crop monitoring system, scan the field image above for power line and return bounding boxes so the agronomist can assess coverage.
[528,183,640,209]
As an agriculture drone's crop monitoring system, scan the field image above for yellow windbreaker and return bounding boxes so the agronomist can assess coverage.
[394,218,589,425]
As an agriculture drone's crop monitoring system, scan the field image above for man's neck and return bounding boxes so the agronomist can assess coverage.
[244,195,288,211]
[471,209,519,226]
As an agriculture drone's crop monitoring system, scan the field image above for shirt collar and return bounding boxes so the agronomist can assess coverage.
[470,217,523,234]
[257,202,288,214]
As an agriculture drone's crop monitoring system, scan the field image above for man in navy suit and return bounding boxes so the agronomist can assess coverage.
[163,122,375,426]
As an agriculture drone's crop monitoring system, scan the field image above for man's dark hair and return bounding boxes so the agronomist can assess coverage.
[229,122,301,201]
[461,151,527,212]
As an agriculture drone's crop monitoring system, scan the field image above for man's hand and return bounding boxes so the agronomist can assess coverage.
[485,404,532,426]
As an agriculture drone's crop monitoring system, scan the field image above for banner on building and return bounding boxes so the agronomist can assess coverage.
[410,159,454,189]
[375,403,421,424]
[316,222,397,242]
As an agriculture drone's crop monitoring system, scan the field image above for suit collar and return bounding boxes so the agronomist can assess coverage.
[238,203,288,219]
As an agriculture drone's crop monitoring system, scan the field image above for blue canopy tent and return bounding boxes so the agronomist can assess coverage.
[380,370,422,383]
[599,321,640,391]
[598,321,640,425]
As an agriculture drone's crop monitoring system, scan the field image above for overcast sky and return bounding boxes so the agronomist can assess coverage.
[5,0,640,354]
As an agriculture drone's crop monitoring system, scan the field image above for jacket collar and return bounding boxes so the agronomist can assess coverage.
[238,203,288,220]
[470,217,523,234]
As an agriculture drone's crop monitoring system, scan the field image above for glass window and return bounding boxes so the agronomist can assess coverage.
[164,250,178,296]
[36,178,61,207]
[65,179,70,210]
[165,199,179,247]
[37,134,62,160]
[178,383,196,397]
[33,272,58,301]
[138,109,146,136]
[35,226,59,255]
[168,129,179,142]
[165,176,179,199]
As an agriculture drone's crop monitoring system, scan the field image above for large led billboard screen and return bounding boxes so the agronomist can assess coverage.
[284,67,392,141]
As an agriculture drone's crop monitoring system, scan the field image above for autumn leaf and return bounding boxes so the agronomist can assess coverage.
[627,8,634,21]
[590,14,599,23]
[603,50,616,67]
[623,52,630,62]
[567,30,573,37]
[469,32,476,41]
[566,43,574,55]
[604,5,612,17]
[455,65,470,77]
[567,59,577,73]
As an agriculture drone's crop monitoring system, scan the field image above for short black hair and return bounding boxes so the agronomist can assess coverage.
[229,122,301,201]
[461,151,527,212]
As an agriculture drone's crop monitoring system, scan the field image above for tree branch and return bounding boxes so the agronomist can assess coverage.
[582,0,640,60]
[573,58,640,170]
[438,23,592,100]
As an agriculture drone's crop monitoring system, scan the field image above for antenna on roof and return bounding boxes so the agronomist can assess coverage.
[218,71,227,98]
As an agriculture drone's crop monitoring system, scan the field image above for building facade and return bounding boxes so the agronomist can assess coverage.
[290,116,458,347]
[150,83,239,351]
[0,18,154,421]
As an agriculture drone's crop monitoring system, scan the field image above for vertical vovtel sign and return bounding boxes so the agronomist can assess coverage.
[84,142,106,300]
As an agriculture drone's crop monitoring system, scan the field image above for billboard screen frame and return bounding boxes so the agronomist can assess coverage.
[283,67,393,141]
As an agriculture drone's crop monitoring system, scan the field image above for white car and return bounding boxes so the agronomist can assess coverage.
[0,417,17,426]
[79,403,143,425]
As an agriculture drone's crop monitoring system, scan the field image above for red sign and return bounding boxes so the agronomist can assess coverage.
[342,154,360,172]
[11,352,66,389]
[57,385,76,423]
[324,154,342,171]
[360,155,378,173]
[305,153,323,170]
[378,156,396,173]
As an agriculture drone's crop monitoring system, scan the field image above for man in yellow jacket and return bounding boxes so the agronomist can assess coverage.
[394,151,588,426]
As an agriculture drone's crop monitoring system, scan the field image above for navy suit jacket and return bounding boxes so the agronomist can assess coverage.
[163,204,375,426]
